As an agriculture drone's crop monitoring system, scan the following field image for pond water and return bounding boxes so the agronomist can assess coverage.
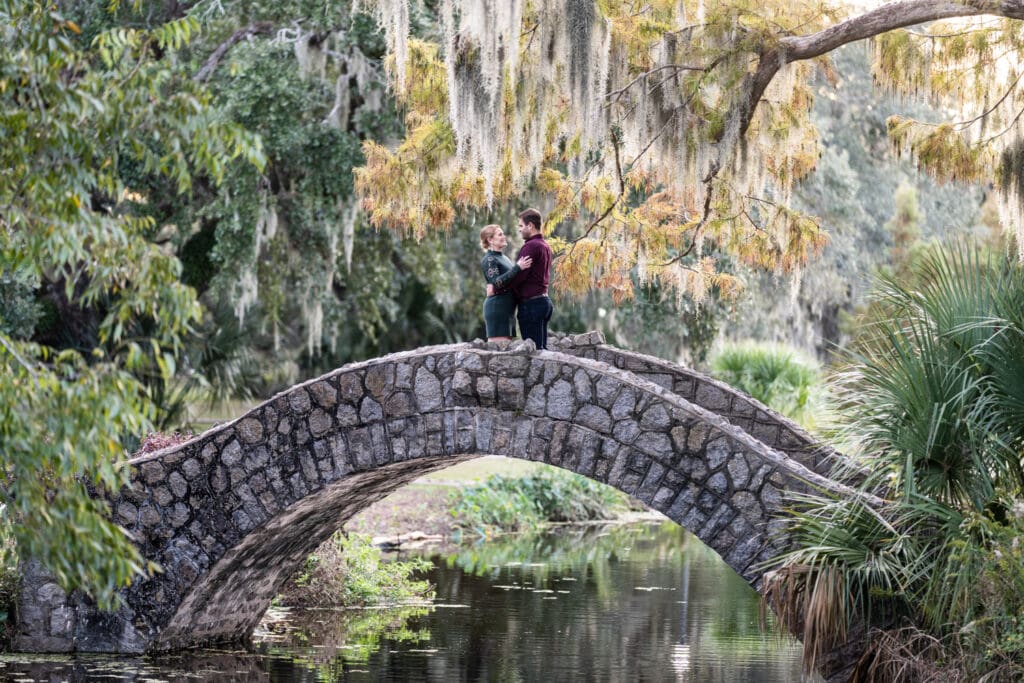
[0,521,805,682]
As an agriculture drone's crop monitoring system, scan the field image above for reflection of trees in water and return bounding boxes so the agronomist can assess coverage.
[2,523,800,681]
[436,521,688,604]
[256,604,432,672]
[0,651,272,682]
[419,520,801,682]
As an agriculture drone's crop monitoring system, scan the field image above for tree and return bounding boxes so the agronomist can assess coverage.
[0,0,262,606]
[353,0,1024,305]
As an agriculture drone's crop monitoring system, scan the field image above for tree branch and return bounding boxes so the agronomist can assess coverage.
[703,1,1024,205]
[781,1,1024,62]
[194,22,274,82]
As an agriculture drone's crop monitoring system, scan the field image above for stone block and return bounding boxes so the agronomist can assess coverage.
[612,419,640,444]
[452,370,473,396]
[309,382,338,408]
[524,385,545,416]
[153,486,173,507]
[489,355,529,376]
[169,503,190,528]
[706,472,730,497]
[610,388,636,420]
[365,364,394,398]
[454,351,484,372]
[395,363,413,389]
[414,368,442,411]
[288,388,312,414]
[727,455,750,489]
[750,421,780,446]
[221,440,242,467]
[36,583,67,608]
[236,418,264,444]
[182,458,202,481]
[576,405,611,434]
[140,461,165,485]
[49,608,74,637]
[706,437,730,470]
[573,370,593,403]
[337,373,363,403]
[595,376,620,407]
[546,379,574,420]
[116,502,138,525]
[639,404,670,430]
[496,377,525,410]
[694,383,730,412]
[635,432,672,460]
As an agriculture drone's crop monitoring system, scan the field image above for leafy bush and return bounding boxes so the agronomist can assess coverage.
[769,244,1024,680]
[449,468,629,536]
[277,532,433,608]
[0,509,19,648]
[710,342,822,428]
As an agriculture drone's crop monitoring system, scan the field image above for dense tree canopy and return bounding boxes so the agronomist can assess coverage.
[354,0,1024,304]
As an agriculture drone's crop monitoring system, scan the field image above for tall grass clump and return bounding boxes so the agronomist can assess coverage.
[710,342,823,429]
[450,467,630,537]
[766,243,1024,681]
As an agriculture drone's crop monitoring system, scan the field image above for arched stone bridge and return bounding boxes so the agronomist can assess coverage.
[16,332,861,676]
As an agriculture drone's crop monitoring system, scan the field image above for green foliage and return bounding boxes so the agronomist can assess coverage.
[835,244,1024,509]
[279,532,434,608]
[949,506,1024,679]
[0,509,19,646]
[771,243,1024,680]
[449,468,629,537]
[264,604,432,668]
[0,0,261,607]
[710,342,822,428]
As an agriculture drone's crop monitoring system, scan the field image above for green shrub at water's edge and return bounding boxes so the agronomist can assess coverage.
[0,510,19,649]
[449,468,630,537]
[768,244,1024,680]
[277,532,434,608]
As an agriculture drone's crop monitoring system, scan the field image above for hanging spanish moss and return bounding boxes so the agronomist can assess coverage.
[998,137,1024,259]
[358,0,410,91]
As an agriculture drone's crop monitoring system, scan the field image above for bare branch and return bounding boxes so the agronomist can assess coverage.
[606,64,707,104]
[568,130,626,248]
[194,22,274,83]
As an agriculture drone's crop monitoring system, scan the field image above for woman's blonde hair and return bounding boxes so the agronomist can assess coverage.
[479,224,501,250]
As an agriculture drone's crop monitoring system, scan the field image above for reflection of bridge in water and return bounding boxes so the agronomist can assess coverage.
[16,332,863,680]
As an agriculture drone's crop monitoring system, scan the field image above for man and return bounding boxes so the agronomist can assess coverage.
[508,208,553,350]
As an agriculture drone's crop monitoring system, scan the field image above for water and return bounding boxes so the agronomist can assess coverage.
[0,521,804,681]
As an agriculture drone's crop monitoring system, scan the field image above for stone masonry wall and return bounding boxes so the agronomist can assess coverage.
[550,332,845,478]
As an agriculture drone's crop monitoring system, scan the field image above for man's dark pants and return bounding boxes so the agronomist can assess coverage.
[517,296,553,350]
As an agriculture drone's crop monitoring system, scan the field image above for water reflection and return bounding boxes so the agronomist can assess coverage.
[0,522,804,681]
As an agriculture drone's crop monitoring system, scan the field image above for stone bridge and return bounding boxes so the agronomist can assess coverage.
[15,333,862,677]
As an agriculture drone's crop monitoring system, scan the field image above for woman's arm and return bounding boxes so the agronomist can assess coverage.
[482,253,521,290]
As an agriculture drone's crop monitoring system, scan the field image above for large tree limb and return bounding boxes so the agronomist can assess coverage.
[707,1,1024,201]
[194,22,274,83]
[781,0,1024,61]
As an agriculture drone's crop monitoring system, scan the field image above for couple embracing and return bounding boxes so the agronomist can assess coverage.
[479,208,554,350]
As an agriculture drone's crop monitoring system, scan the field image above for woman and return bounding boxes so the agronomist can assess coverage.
[480,224,532,341]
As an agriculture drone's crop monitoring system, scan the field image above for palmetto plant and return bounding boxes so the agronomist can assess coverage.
[766,243,1024,680]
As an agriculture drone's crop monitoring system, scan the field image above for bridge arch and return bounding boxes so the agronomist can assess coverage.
[16,339,854,661]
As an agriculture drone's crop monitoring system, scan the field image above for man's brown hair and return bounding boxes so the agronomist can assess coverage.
[518,208,542,232]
